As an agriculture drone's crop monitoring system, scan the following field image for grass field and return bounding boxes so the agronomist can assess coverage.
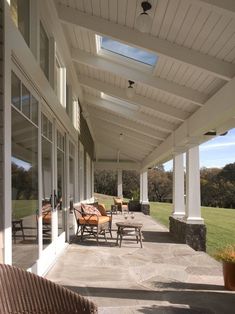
[12,200,38,219]
[95,193,235,258]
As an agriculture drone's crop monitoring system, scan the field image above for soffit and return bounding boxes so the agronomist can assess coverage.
[57,0,235,64]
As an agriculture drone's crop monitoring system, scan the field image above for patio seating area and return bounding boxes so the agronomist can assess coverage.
[46,213,235,313]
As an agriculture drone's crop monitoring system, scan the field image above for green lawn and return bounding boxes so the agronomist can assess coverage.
[95,193,235,258]
[12,200,38,219]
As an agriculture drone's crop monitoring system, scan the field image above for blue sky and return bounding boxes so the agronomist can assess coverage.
[164,128,235,171]
[101,37,158,66]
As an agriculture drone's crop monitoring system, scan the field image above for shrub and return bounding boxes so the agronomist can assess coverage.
[215,245,235,263]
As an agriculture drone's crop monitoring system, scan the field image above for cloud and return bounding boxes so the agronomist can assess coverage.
[200,142,235,151]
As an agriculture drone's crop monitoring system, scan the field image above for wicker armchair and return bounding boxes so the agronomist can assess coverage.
[113,197,129,214]
[73,203,112,245]
[0,263,97,314]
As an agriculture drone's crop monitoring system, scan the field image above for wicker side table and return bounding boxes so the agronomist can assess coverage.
[116,221,143,248]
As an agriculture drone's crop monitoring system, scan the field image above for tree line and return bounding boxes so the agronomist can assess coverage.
[94,162,235,209]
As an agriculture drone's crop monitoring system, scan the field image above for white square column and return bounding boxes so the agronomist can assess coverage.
[139,172,143,203]
[172,154,185,218]
[186,146,204,224]
[141,170,149,204]
[117,169,123,197]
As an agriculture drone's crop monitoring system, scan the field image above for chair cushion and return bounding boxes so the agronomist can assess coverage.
[98,203,107,216]
[114,198,122,205]
[79,215,110,225]
[81,204,101,216]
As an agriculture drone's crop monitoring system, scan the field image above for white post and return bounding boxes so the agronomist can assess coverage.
[140,172,143,203]
[142,170,149,204]
[117,169,123,197]
[186,146,204,224]
[172,153,185,218]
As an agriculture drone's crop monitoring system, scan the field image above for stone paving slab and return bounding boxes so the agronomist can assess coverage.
[46,213,235,313]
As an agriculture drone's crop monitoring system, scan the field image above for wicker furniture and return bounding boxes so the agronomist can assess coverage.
[116,221,143,248]
[73,204,112,245]
[113,197,129,214]
[12,219,25,243]
[0,263,97,314]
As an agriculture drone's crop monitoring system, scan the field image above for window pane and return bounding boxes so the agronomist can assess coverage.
[22,84,30,118]
[42,137,52,248]
[18,0,30,46]
[101,37,158,66]
[40,22,49,79]
[11,72,21,110]
[12,108,38,269]
[11,0,30,46]
[57,149,64,236]
[42,114,47,137]
[31,96,38,125]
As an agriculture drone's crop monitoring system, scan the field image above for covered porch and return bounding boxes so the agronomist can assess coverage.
[46,212,234,313]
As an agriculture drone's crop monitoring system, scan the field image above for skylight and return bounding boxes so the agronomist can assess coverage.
[101,37,158,66]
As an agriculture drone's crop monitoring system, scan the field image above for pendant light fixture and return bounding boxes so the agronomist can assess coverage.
[126,80,135,99]
[136,1,152,33]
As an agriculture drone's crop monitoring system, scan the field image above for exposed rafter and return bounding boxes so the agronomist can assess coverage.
[95,161,141,171]
[72,48,206,106]
[89,116,161,147]
[84,94,175,133]
[190,0,235,18]
[97,137,146,162]
[86,105,167,140]
[57,3,235,81]
[142,75,235,169]
[96,129,152,154]
[90,119,157,150]
[78,75,189,121]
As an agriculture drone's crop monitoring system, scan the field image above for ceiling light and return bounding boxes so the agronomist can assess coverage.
[136,1,152,33]
[126,80,135,99]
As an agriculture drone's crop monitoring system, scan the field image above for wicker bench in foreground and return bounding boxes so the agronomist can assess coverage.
[0,263,97,314]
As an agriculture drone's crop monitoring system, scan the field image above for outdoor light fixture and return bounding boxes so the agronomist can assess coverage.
[119,133,124,141]
[136,1,152,33]
[126,80,135,99]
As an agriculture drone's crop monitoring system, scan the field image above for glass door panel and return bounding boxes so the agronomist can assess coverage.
[57,131,65,236]
[12,108,38,269]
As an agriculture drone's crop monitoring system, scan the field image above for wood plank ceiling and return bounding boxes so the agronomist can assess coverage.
[54,0,235,166]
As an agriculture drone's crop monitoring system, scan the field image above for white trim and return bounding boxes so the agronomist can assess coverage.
[73,48,206,105]
[79,75,188,121]
[58,3,235,81]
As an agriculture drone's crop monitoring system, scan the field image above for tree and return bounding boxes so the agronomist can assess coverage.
[148,168,172,202]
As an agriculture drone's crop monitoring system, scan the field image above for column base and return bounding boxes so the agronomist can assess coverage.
[169,216,206,251]
[141,203,150,215]
[186,217,204,224]
[172,212,185,219]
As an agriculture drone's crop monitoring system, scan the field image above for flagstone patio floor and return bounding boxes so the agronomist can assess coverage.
[46,212,235,313]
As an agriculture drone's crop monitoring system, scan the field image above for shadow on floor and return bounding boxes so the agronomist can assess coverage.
[63,285,234,312]
[136,304,214,314]
[142,231,177,244]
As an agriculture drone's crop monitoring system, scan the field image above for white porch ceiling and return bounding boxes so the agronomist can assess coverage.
[54,0,235,169]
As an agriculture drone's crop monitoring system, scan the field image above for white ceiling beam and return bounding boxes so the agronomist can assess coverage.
[73,48,206,106]
[57,3,235,81]
[142,76,235,169]
[78,75,188,121]
[86,105,167,140]
[96,131,150,157]
[97,137,145,162]
[190,0,235,18]
[89,116,161,147]
[85,94,175,133]
[95,129,151,154]
[95,161,141,171]
[90,119,156,150]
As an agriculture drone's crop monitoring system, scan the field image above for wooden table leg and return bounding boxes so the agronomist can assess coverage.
[139,228,143,248]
